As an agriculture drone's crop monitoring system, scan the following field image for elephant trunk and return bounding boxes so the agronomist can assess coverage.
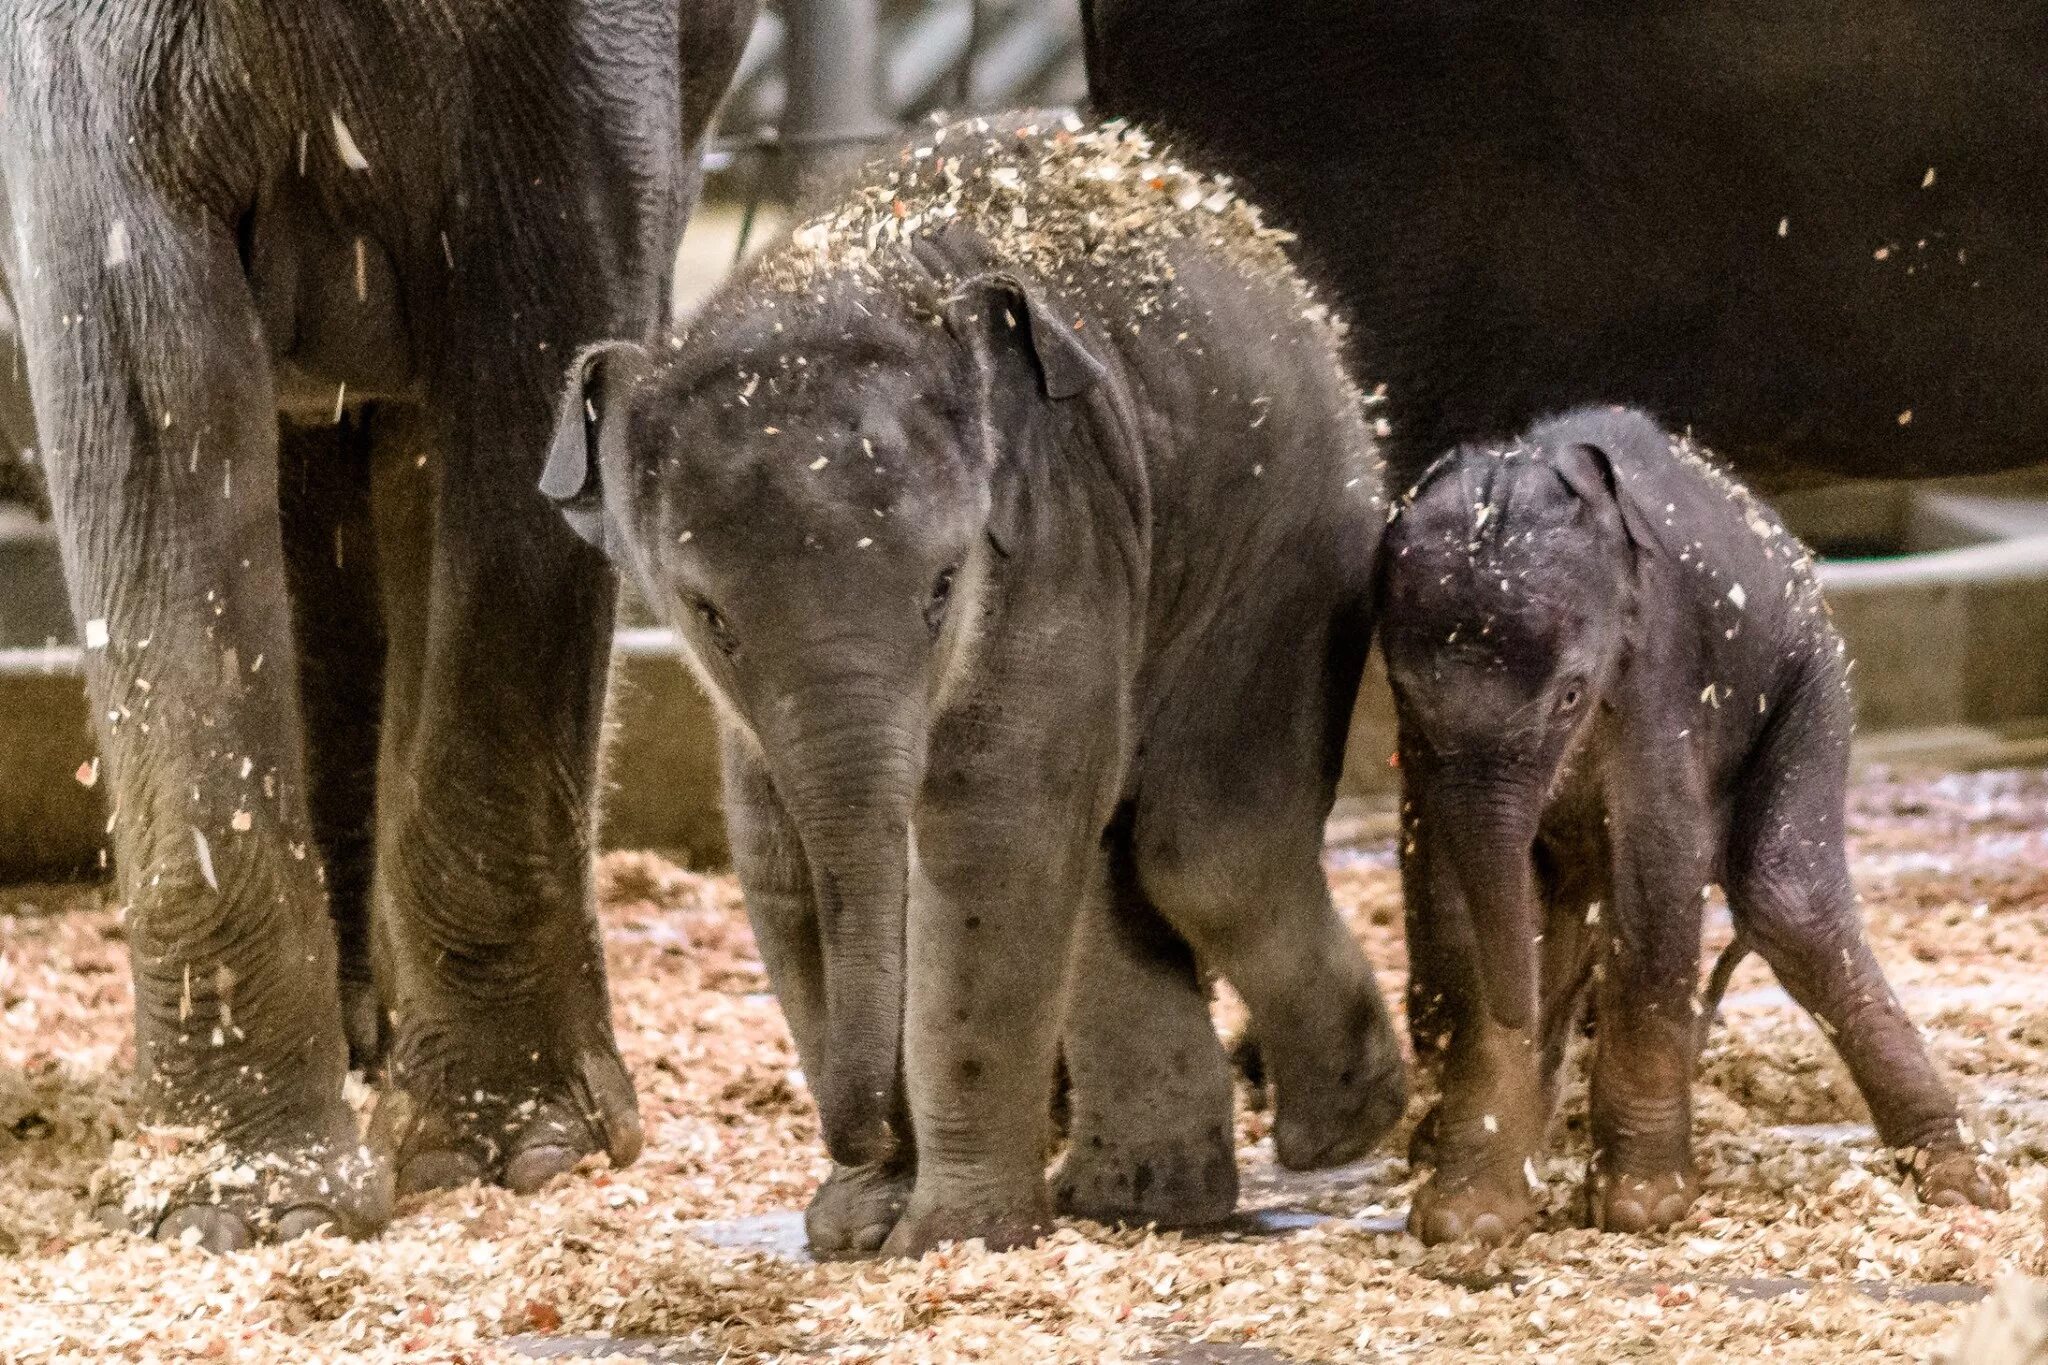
[775,678,921,1169]
[1435,767,1548,1035]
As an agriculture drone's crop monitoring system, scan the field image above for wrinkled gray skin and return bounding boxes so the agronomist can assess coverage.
[546,123,1406,1259]
[1379,407,2008,1247]
[0,0,754,1247]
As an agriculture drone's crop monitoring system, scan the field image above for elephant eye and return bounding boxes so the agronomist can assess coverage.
[1558,682,1585,713]
[925,566,958,636]
[692,597,739,657]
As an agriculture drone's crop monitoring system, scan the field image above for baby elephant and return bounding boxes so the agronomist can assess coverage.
[1379,407,2007,1247]
[543,116,1404,1257]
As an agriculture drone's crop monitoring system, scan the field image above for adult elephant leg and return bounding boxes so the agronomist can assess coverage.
[1053,815,1237,1230]
[366,369,637,1195]
[7,172,384,1245]
[279,416,388,1072]
[723,727,912,1259]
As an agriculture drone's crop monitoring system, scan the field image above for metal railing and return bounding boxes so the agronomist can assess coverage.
[706,0,1085,238]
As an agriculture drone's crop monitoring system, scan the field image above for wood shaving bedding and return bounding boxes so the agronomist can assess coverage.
[3,770,2047,1362]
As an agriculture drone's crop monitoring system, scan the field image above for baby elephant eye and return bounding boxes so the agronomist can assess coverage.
[693,598,739,657]
[1557,682,1585,712]
[925,566,959,636]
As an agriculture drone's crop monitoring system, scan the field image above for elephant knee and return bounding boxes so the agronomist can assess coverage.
[1132,824,1254,950]
[1732,872,1846,965]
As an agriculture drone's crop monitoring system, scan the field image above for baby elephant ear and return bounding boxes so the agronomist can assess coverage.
[954,272,1107,401]
[1555,439,1662,559]
[542,340,651,556]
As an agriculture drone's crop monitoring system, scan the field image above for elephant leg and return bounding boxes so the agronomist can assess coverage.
[1725,713,2005,1211]
[279,416,387,1072]
[1054,811,1237,1230]
[8,168,385,1245]
[880,667,1118,1258]
[722,728,912,1259]
[1134,804,1404,1174]
[366,395,635,1197]
[1400,795,1463,1168]
[1127,592,1402,1176]
[1532,828,1605,1116]
[1406,829,1599,1182]
[1397,807,1548,1248]
[1586,766,1711,1234]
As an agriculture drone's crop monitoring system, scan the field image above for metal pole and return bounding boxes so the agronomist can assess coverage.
[780,0,893,194]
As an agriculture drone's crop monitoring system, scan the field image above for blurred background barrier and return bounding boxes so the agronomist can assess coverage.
[4,2,2048,879]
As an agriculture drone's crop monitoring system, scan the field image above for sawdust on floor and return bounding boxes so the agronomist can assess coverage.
[4,767,2048,1362]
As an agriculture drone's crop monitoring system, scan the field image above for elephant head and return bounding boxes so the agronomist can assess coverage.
[540,266,1108,1167]
[1375,409,1662,1028]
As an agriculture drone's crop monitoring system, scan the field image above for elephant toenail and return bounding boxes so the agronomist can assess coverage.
[1927,1186,1968,1208]
[1414,1208,1460,1244]
[274,1206,340,1241]
[854,1222,893,1252]
[1469,1212,1506,1245]
[505,1144,582,1194]
[1603,1198,1647,1232]
[399,1150,485,1195]
[159,1206,251,1252]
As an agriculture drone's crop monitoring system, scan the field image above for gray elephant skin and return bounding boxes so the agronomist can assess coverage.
[1379,408,2008,1247]
[0,0,755,1247]
[1084,1,2048,492]
[545,116,1407,1259]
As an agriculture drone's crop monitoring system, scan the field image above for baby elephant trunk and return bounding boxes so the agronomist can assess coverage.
[1437,776,1547,1035]
[778,693,921,1169]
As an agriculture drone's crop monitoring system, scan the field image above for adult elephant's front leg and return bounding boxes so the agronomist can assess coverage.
[7,175,385,1245]
[368,397,636,1196]
[882,692,1116,1258]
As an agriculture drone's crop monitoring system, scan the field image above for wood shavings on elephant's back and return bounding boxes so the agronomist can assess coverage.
[759,114,1308,312]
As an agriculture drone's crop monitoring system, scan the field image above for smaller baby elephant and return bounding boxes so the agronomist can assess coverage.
[544,116,1405,1258]
[1379,406,2007,1247]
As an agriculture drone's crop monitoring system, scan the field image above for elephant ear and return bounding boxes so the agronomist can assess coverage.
[1552,433,1663,561]
[944,273,1110,556]
[542,340,652,557]
[949,271,1108,402]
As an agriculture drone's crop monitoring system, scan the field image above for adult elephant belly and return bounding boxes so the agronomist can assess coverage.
[246,177,421,421]
[0,0,754,1249]
[1083,0,2048,488]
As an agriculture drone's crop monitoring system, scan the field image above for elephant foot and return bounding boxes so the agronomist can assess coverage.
[95,1098,392,1250]
[879,1181,1053,1258]
[1588,1163,1697,1234]
[1054,1120,1238,1229]
[1406,1086,1546,1247]
[373,1020,641,1197]
[1270,1030,1407,1172]
[1908,1142,2008,1211]
[1408,1166,1541,1248]
[805,1160,914,1260]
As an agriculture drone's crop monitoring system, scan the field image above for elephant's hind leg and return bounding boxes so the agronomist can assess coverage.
[1054,810,1238,1230]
